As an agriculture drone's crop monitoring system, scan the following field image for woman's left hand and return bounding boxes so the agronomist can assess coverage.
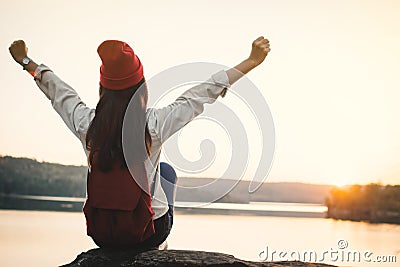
[9,40,28,64]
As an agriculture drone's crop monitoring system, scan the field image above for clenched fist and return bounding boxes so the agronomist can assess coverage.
[9,40,28,64]
[248,36,270,66]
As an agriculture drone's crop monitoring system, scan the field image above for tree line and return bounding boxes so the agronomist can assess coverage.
[326,183,400,224]
[0,155,87,197]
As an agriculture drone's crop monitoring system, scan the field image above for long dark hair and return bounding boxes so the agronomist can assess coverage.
[86,78,152,173]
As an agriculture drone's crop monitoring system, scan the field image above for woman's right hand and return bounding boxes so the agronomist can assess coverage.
[225,36,271,85]
[9,40,28,64]
[248,36,271,67]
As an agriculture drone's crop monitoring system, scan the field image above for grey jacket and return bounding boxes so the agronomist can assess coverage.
[33,64,231,219]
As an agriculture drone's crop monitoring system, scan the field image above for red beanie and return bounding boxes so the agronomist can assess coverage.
[97,40,144,90]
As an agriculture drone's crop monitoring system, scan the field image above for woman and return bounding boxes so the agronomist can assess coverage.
[8,36,270,249]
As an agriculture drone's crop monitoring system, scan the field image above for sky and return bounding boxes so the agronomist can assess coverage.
[0,0,399,186]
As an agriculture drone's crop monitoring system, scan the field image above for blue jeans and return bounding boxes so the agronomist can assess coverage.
[140,162,177,248]
[159,161,178,230]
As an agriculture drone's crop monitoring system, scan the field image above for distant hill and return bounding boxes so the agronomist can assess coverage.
[0,155,332,204]
[177,178,332,204]
[0,155,86,197]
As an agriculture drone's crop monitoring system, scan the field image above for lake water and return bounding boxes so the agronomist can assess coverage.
[0,209,399,267]
[1,193,328,217]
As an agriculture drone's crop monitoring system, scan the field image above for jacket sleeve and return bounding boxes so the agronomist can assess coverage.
[147,70,231,144]
[33,64,95,141]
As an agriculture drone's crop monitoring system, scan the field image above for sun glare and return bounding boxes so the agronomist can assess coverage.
[332,180,349,187]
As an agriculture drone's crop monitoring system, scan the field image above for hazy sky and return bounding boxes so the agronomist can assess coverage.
[1,0,399,186]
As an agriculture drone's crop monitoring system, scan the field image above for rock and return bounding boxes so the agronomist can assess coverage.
[60,248,337,267]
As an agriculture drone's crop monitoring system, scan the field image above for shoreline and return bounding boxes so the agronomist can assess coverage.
[2,193,398,224]
[0,193,327,219]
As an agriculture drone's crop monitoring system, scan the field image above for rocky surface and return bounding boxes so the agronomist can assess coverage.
[60,248,337,267]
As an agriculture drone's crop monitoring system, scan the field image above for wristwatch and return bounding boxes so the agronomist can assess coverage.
[21,57,31,70]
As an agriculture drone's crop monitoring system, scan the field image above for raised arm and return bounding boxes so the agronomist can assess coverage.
[148,36,270,143]
[226,36,270,85]
[9,40,95,142]
[148,69,231,143]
